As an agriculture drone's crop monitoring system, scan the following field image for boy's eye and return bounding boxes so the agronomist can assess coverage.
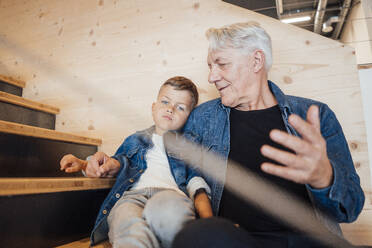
[177,105,185,111]
[161,100,169,105]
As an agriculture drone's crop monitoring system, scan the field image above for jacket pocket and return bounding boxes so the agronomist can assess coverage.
[126,147,141,169]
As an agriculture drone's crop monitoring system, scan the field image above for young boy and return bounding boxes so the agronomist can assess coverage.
[60,76,213,248]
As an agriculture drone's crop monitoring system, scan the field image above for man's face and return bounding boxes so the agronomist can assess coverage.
[152,85,193,135]
[207,48,255,108]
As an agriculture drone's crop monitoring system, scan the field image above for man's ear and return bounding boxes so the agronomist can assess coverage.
[253,50,265,72]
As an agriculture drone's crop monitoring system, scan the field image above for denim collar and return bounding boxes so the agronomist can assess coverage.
[217,80,293,119]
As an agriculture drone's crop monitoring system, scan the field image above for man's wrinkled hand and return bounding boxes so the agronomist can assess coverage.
[260,105,333,189]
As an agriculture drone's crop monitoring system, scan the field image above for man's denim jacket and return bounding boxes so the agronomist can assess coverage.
[180,81,365,235]
[90,126,208,245]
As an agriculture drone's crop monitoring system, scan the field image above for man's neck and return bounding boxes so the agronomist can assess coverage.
[235,76,277,111]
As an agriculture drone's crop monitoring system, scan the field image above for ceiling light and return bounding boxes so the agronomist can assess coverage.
[281,16,311,24]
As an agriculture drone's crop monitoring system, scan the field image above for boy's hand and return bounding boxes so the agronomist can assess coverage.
[194,190,213,218]
[86,152,121,178]
[60,154,87,173]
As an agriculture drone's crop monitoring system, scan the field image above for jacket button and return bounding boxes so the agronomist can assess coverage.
[102,209,107,215]
[115,193,120,198]
[129,178,134,183]
[141,155,143,160]
[139,169,143,173]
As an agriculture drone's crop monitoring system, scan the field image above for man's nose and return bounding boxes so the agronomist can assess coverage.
[208,67,221,84]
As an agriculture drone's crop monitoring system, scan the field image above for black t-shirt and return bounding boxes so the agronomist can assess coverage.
[218,105,312,232]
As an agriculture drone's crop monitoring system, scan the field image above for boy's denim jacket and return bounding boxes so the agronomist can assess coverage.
[90,126,209,245]
[180,81,365,235]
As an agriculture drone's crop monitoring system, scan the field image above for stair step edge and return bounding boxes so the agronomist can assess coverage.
[0,177,115,196]
[0,75,26,88]
[0,120,102,146]
[0,91,60,114]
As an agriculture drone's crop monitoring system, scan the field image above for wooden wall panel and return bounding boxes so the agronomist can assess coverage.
[0,0,370,244]
[341,0,372,64]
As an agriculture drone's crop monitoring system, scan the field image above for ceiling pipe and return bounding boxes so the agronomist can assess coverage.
[314,0,328,33]
[281,6,341,18]
[275,0,283,18]
[322,16,340,33]
[331,0,352,39]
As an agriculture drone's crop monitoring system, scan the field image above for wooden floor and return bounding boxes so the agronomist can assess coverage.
[56,238,111,248]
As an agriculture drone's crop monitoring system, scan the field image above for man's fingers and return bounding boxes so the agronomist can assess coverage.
[261,162,304,184]
[306,105,320,131]
[288,114,320,144]
[269,130,311,155]
[261,145,302,169]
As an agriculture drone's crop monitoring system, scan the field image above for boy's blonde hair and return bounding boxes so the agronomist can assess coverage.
[161,76,199,109]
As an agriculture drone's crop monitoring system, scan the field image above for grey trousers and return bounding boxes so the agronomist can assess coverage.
[107,188,195,248]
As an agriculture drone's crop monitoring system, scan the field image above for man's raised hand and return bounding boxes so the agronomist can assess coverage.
[260,105,333,189]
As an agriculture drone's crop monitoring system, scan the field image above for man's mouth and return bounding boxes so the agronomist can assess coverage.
[218,85,229,92]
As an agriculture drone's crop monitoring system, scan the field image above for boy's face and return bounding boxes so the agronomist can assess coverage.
[152,85,193,135]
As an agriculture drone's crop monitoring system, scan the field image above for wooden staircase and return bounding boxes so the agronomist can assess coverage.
[0,76,115,247]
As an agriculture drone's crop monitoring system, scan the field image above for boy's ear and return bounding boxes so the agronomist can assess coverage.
[152,102,155,111]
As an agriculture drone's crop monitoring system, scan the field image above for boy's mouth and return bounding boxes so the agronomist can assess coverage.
[163,115,172,121]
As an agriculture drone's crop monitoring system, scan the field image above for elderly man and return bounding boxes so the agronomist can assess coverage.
[172,22,364,248]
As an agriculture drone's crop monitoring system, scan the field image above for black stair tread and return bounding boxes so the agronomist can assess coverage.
[0,189,110,248]
[0,100,56,129]
[0,91,59,114]
[0,177,116,196]
[0,132,98,177]
[0,120,101,146]
[0,75,26,88]
[0,80,23,96]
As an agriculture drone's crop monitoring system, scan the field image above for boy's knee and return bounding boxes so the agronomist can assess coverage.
[144,190,195,221]
[143,190,195,248]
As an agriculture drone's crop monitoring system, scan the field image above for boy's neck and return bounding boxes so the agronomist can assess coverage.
[154,126,165,136]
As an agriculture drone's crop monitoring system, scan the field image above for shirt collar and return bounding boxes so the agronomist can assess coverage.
[216,80,292,117]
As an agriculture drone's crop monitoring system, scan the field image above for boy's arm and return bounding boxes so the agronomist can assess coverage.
[60,152,121,177]
[60,154,88,173]
[194,189,213,218]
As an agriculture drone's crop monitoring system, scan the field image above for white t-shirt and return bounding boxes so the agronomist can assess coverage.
[131,133,185,196]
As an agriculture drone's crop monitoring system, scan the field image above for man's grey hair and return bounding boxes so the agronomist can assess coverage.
[206,22,273,71]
